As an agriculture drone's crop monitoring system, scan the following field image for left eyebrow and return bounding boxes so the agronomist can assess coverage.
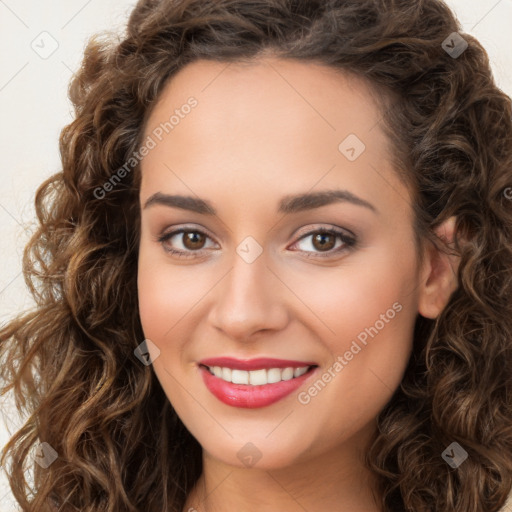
[142,189,377,215]
[277,189,377,215]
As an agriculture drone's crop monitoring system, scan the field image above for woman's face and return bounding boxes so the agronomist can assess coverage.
[137,58,425,469]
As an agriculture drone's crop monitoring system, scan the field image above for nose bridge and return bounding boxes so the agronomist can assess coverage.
[208,240,288,339]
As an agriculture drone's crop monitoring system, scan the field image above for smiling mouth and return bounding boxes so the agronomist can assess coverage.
[199,364,317,386]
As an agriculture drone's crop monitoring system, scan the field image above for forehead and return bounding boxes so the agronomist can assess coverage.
[143,57,385,145]
[139,57,407,220]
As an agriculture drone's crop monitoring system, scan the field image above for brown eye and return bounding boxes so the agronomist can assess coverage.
[182,231,206,250]
[291,228,357,259]
[311,232,336,251]
[157,228,216,258]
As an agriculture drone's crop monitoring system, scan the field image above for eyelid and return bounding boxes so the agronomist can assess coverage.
[156,224,219,253]
[287,225,357,258]
[156,223,357,258]
[158,223,217,242]
[292,223,356,241]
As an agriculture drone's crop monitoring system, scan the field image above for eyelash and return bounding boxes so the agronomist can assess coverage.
[156,225,357,260]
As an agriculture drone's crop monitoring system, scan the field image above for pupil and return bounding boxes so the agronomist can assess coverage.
[314,233,334,251]
[185,232,204,249]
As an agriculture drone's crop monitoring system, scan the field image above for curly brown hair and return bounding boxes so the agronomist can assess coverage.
[2,0,512,510]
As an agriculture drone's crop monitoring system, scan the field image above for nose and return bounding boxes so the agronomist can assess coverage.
[207,248,290,342]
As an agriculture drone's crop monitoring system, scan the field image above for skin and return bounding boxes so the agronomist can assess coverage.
[137,57,459,512]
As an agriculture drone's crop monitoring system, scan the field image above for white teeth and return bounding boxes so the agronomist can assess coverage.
[221,367,232,382]
[294,366,308,377]
[231,369,249,384]
[208,365,311,385]
[249,369,267,385]
[281,367,294,380]
[267,368,282,384]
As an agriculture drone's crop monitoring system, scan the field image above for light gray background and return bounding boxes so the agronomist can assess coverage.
[1,1,511,509]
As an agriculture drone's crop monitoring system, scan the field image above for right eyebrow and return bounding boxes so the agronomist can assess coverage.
[143,193,216,215]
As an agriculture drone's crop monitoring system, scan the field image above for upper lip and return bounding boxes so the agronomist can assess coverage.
[199,357,317,371]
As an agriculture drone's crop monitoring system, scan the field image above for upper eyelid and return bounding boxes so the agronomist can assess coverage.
[159,225,218,244]
[294,223,356,240]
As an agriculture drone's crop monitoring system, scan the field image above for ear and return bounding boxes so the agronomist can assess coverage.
[417,216,460,319]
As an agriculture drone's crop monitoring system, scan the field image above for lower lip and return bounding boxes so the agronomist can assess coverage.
[200,366,316,408]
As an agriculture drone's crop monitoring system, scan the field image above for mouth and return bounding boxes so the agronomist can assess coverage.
[198,357,318,408]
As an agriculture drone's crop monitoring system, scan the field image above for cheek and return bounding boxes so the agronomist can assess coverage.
[137,243,219,365]
[137,244,186,352]
[294,263,417,442]
[292,246,418,344]
[293,243,419,398]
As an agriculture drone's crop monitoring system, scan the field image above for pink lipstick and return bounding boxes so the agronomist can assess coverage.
[199,357,317,408]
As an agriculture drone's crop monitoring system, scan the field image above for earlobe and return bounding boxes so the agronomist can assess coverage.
[417,216,460,319]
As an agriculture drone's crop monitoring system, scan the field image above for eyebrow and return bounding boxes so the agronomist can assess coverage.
[142,189,377,215]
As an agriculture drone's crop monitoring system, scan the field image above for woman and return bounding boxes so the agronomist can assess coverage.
[1,0,512,511]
